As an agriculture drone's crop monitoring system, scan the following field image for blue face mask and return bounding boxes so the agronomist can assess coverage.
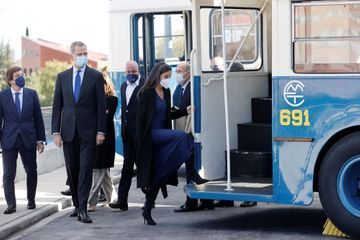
[126,74,138,83]
[75,56,88,68]
[15,76,25,88]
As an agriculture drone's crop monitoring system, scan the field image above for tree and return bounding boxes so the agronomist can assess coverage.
[30,60,70,107]
[0,40,14,90]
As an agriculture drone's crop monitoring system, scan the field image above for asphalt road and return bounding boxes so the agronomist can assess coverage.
[9,178,344,240]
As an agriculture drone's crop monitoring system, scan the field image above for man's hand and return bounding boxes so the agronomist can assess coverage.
[37,142,45,153]
[53,134,63,148]
[96,133,105,145]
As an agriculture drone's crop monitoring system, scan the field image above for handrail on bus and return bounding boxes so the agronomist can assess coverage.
[202,0,270,87]
[220,0,269,191]
[190,48,199,141]
[221,0,233,191]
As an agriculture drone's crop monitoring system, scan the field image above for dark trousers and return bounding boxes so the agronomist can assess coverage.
[2,135,37,206]
[184,152,198,206]
[63,130,96,211]
[117,132,135,202]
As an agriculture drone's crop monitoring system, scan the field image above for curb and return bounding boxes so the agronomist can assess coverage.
[0,198,72,240]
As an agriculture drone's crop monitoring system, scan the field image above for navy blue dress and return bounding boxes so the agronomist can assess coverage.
[151,93,193,187]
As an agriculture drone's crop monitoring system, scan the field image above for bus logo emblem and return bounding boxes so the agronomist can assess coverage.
[283,80,305,107]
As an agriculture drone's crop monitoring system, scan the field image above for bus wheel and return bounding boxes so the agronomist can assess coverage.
[318,132,360,238]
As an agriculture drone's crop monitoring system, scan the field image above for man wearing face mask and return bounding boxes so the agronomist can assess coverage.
[109,60,145,210]
[0,66,46,214]
[52,41,106,223]
[172,63,211,213]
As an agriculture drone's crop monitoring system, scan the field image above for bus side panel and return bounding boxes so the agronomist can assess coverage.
[273,141,313,205]
[110,71,126,155]
[273,76,360,205]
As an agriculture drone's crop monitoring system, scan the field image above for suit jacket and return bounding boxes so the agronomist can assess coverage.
[120,76,145,141]
[0,87,46,150]
[173,82,190,109]
[173,83,191,132]
[51,66,106,142]
[135,87,187,189]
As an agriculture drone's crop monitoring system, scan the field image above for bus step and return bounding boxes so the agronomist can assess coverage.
[186,180,273,202]
[237,123,272,152]
[251,97,272,124]
[226,150,272,178]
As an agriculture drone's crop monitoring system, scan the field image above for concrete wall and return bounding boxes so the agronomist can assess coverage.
[0,144,65,188]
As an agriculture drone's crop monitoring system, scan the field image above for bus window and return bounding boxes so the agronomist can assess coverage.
[153,14,185,64]
[201,8,262,72]
[293,2,360,73]
[133,15,145,75]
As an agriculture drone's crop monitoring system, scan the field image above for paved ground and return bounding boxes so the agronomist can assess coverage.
[7,176,344,240]
[0,155,123,239]
[0,150,348,240]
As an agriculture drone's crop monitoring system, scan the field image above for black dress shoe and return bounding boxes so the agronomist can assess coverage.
[174,203,198,213]
[108,200,128,210]
[214,200,234,208]
[69,208,79,217]
[3,205,16,214]
[61,188,71,196]
[78,210,92,223]
[240,201,257,207]
[197,200,215,210]
[27,201,36,210]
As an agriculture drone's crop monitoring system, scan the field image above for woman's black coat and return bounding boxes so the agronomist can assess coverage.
[135,87,187,192]
[93,95,118,169]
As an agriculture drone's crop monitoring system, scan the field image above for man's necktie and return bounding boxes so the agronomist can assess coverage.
[178,87,184,106]
[74,70,81,102]
[15,92,21,116]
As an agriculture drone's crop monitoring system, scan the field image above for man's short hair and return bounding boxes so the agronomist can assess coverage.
[5,66,22,86]
[70,41,87,54]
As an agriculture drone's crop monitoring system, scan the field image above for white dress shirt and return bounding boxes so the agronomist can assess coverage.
[11,87,23,111]
[125,76,140,105]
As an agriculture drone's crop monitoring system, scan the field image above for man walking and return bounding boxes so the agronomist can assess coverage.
[52,41,106,223]
[0,66,46,214]
[109,60,145,210]
[172,62,211,213]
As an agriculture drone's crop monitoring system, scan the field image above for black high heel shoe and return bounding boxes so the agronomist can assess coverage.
[190,172,209,185]
[142,209,156,225]
[186,161,209,185]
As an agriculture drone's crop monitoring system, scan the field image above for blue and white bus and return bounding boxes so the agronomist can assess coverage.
[109,0,360,237]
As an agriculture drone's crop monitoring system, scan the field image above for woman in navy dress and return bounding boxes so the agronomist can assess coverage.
[136,62,193,225]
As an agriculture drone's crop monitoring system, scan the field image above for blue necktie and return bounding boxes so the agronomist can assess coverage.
[15,92,21,116]
[74,70,81,102]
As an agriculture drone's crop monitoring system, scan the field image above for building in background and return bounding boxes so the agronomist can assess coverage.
[22,37,107,75]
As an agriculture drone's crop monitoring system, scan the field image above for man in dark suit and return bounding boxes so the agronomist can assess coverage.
[52,41,106,223]
[0,66,46,214]
[109,60,145,210]
[172,63,212,213]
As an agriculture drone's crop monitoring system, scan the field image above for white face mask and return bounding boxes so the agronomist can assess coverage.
[160,78,171,89]
[75,56,88,68]
[175,73,186,85]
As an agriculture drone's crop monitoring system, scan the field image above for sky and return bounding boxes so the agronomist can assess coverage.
[0,0,109,60]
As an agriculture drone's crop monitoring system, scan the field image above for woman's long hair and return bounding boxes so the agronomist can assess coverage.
[102,67,116,96]
[138,62,172,97]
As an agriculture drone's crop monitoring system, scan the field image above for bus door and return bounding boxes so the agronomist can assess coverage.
[187,0,274,202]
[131,11,192,81]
